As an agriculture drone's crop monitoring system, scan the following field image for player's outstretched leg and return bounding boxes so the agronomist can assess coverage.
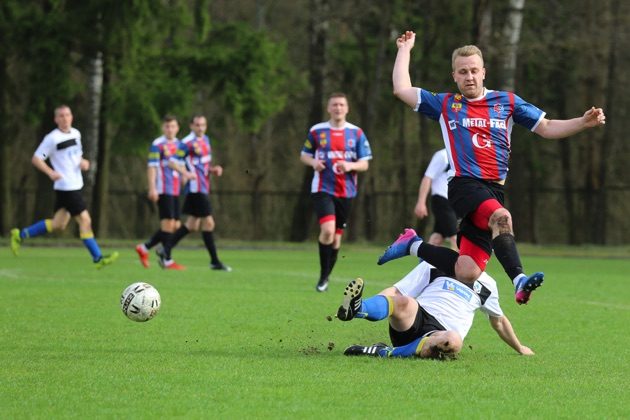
[377,228,422,265]
[514,272,544,305]
[343,342,392,357]
[337,278,364,321]
[95,252,119,269]
[10,228,21,256]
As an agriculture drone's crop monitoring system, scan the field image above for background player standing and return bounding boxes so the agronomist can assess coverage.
[300,93,373,292]
[389,31,606,304]
[10,105,118,268]
[414,148,458,250]
[159,115,231,271]
[135,115,191,270]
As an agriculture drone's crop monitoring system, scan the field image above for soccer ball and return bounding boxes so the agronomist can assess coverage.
[120,282,161,322]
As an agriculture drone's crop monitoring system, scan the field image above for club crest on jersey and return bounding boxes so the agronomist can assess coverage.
[319,132,326,139]
[493,103,504,116]
[451,103,462,112]
[347,139,355,148]
[454,94,462,101]
[320,139,328,147]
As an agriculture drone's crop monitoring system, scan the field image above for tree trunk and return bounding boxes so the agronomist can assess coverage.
[473,0,493,53]
[93,54,110,237]
[289,0,328,241]
[84,50,104,208]
[499,0,525,92]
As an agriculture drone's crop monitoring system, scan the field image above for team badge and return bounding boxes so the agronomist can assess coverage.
[320,132,326,139]
[320,139,327,147]
[451,103,462,112]
[348,139,355,148]
[454,94,462,101]
[493,103,504,116]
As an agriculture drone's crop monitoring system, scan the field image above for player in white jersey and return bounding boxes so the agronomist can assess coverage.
[336,259,533,359]
[10,105,118,268]
[414,148,458,250]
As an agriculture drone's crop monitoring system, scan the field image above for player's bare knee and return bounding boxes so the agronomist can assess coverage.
[442,331,463,353]
[391,296,416,319]
[201,216,215,231]
[489,208,512,235]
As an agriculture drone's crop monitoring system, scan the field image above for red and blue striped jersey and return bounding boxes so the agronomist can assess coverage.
[415,89,545,182]
[181,132,212,194]
[147,136,184,196]
[301,121,372,198]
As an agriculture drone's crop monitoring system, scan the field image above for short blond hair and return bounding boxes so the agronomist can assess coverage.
[451,45,484,70]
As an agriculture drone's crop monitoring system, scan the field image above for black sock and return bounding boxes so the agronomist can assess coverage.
[144,230,163,250]
[202,231,220,265]
[171,225,189,248]
[417,242,459,277]
[328,248,340,278]
[318,242,333,281]
[492,233,523,280]
[161,232,175,259]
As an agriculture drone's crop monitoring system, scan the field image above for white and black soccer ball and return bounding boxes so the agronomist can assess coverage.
[120,282,161,322]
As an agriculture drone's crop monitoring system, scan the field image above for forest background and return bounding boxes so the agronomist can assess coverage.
[1,0,628,245]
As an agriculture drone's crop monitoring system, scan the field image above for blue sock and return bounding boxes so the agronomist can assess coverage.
[355,295,392,321]
[81,233,102,262]
[389,337,425,358]
[21,219,51,239]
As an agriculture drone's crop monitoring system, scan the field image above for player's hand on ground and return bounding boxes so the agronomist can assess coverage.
[80,159,90,171]
[148,190,158,202]
[519,345,535,356]
[414,202,428,219]
[582,107,606,127]
[211,165,223,177]
[312,159,326,172]
[396,31,416,50]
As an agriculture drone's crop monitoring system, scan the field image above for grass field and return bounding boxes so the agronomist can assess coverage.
[1,241,629,418]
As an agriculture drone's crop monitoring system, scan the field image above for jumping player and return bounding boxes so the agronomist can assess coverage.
[10,105,118,268]
[158,115,231,271]
[389,32,606,304]
[414,148,458,250]
[135,115,191,270]
[300,93,372,292]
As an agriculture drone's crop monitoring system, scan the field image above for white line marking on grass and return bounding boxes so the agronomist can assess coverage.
[580,300,630,311]
[0,269,20,279]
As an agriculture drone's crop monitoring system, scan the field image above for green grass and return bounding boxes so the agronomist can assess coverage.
[1,242,629,418]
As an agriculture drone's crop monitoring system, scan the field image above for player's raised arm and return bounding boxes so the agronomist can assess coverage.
[393,31,420,108]
[534,107,606,139]
[489,315,534,355]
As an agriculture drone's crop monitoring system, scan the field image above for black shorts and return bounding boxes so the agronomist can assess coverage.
[54,190,87,216]
[389,302,446,347]
[448,177,505,254]
[182,193,213,217]
[431,195,458,237]
[158,194,180,220]
[311,192,352,231]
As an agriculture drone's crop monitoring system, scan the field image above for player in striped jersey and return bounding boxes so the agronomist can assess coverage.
[390,31,606,304]
[10,105,118,268]
[135,115,192,270]
[300,93,373,292]
[158,115,231,271]
[337,259,533,359]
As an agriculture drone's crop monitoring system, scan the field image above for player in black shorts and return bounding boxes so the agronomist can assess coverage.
[10,105,118,268]
[414,148,458,250]
[158,115,231,271]
[136,115,191,270]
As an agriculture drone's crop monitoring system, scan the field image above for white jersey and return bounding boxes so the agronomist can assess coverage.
[33,128,84,191]
[423,149,450,199]
[394,262,504,340]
